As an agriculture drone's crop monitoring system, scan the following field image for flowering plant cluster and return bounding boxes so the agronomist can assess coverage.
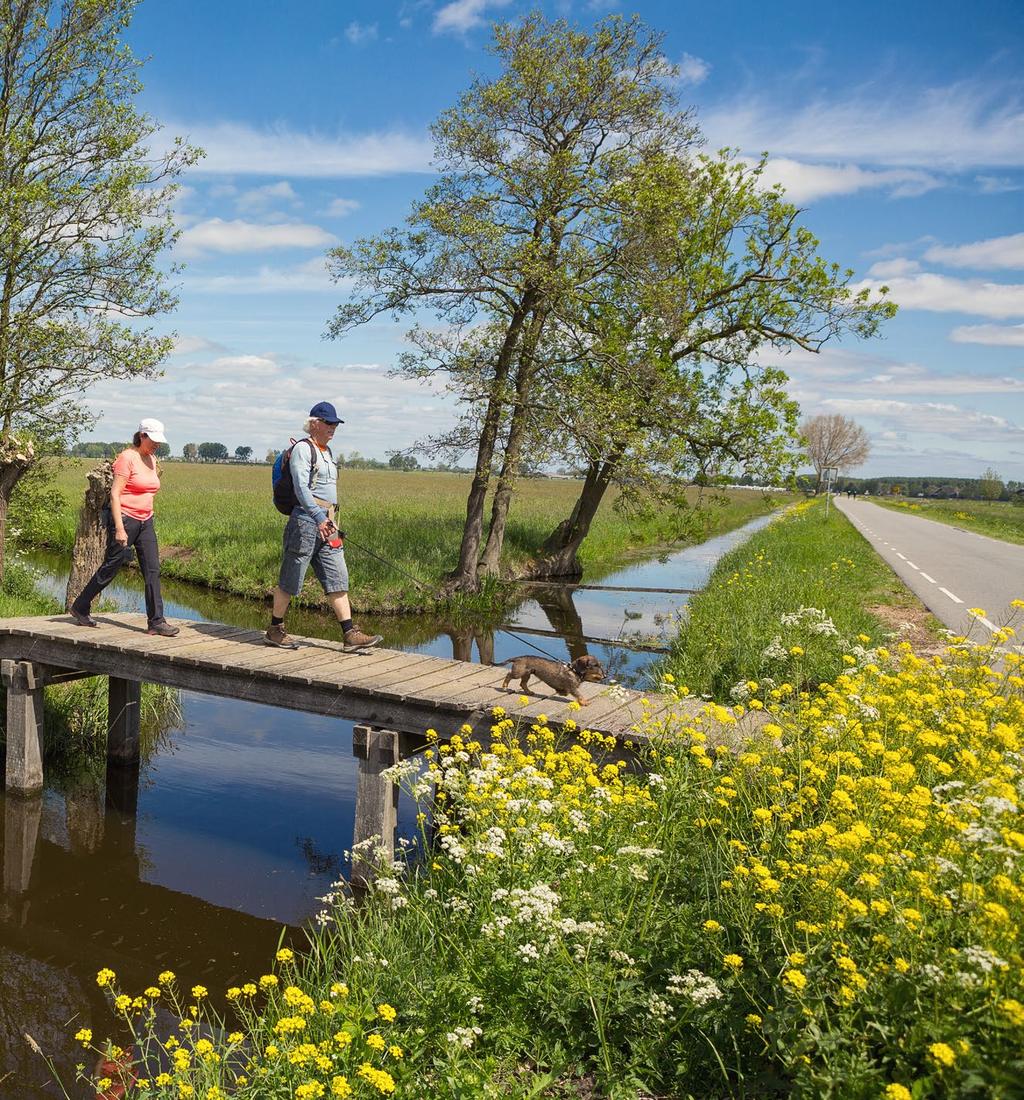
[71,617,1023,1098]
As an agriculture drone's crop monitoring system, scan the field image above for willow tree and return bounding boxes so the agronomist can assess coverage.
[520,151,896,576]
[327,13,697,592]
[0,0,198,581]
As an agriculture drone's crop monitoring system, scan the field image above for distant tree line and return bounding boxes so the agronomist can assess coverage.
[783,472,1024,502]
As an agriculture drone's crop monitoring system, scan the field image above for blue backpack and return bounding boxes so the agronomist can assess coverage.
[272,438,321,515]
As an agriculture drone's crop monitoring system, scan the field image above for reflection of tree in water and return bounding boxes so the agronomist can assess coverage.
[296,836,342,878]
[444,627,494,666]
[531,584,587,660]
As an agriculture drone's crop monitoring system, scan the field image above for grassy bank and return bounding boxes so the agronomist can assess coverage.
[663,499,939,701]
[0,559,179,779]
[872,496,1024,546]
[21,461,791,612]
[75,632,1024,1099]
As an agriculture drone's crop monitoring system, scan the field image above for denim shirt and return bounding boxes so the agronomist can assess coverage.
[290,439,337,524]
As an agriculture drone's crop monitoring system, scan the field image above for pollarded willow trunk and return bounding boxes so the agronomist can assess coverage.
[525,457,618,579]
[65,460,113,611]
[0,438,36,586]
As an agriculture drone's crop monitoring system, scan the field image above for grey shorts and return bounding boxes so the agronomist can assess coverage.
[278,511,349,596]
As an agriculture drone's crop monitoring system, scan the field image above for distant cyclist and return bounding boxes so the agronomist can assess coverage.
[70,418,179,636]
[265,401,383,651]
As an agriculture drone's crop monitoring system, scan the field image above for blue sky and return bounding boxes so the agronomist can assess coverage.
[84,0,1024,479]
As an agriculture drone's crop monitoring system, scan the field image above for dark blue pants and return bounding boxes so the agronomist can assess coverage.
[74,511,165,625]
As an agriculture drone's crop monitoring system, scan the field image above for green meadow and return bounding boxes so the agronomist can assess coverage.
[873,496,1024,546]
[22,460,793,612]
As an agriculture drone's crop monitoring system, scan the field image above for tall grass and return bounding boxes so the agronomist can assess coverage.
[24,461,791,611]
[873,496,1024,546]
[663,499,930,700]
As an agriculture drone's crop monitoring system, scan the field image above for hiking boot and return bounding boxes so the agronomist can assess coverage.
[343,626,383,651]
[265,622,300,649]
[70,604,98,628]
[147,620,180,637]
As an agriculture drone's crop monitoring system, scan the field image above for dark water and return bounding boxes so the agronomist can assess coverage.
[0,513,773,1093]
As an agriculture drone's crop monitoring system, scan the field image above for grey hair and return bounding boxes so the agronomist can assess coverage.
[303,417,319,435]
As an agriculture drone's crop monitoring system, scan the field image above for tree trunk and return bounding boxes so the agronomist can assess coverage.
[0,440,35,587]
[445,296,535,594]
[478,310,546,576]
[525,457,617,579]
[65,460,113,611]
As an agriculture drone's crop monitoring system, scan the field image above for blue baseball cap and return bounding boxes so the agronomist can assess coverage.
[309,401,344,424]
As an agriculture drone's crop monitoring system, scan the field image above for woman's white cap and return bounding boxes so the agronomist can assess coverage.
[138,417,167,444]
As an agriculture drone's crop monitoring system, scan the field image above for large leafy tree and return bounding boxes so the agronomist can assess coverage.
[328,13,697,592]
[0,0,198,580]
[527,152,895,576]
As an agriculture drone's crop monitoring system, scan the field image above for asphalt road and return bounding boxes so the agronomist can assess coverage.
[834,495,1024,638]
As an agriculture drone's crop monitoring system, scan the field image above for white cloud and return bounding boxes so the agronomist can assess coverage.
[674,53,710,87]
[170,335,224,356]
[345,21,378,45]
[749,157,939,203]
[851,273,1024,319]
[433,0,512,35]
[976,174,1021,194]
[819,397,1024,441]
[923,232,1024,271]
[235,181,300,214]
[703,80,1024,169]
[763,344,1024,397]
[866,258,922,278]
[170,122,434,177]
[176,218,338,258]
[182,258,340,294]
[207,354,279,374]
[324,197,361,217]
[949,322,1024,347]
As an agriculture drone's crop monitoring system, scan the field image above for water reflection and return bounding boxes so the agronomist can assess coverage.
[3,511,775,1093]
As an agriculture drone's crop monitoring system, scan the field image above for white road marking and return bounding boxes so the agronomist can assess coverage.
[939,587,963,604]
[896,552,907,560]
[920,572,936,583]
[907,561,920,569]
[974,615,999,633]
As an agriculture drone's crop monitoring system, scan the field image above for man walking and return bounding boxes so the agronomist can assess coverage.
[266,401,382,651]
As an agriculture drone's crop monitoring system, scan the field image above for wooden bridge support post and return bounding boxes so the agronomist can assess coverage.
[3,789,42,898]
[2,659,44,794]
[351,725,400,889]
[107,676,142,764]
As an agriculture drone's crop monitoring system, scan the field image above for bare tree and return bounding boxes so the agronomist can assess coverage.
[800,414,871,492]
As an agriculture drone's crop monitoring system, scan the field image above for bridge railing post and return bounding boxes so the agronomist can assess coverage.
[2,659,44,794]
[351,725,400,889]
[107,676,142,764]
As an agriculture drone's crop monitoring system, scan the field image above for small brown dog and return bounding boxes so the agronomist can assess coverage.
[500,654,605,706]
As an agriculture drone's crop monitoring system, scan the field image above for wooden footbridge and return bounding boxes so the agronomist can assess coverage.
[1,613,724,883]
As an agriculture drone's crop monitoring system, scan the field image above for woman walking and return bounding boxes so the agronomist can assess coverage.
[70,418,179,637]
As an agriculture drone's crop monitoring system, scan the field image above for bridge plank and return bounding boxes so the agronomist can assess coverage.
[314,651,427,688]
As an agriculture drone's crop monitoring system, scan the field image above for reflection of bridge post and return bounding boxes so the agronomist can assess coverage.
[2,792,42,924]
[66,775,105,855]
[104,759,141,877]
[351,725,400,889]
[2,659,44,794]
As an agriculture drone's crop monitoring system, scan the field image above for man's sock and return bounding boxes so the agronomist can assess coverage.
[339,617,354,634]
[271,615,284,626]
